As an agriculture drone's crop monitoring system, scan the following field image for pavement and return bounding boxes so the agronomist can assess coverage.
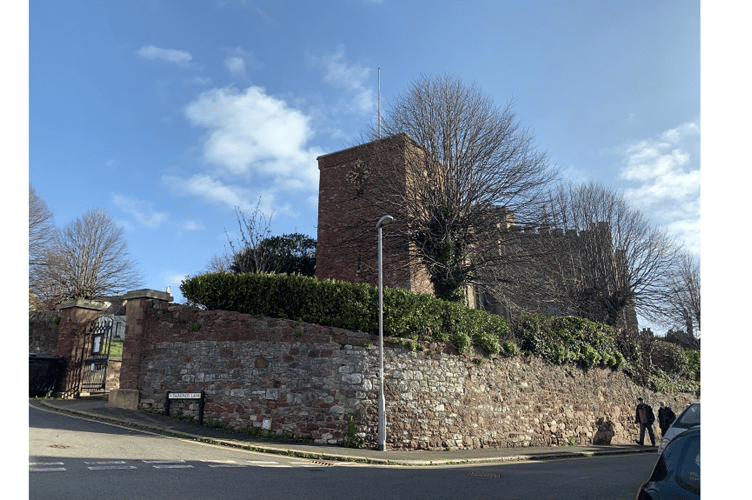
[30,395,658,467]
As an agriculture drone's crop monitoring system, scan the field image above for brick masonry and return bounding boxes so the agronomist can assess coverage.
[315,134,434,296]
[122,293,695,450]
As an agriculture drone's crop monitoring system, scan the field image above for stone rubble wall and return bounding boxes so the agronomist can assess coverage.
[129,298,695,450]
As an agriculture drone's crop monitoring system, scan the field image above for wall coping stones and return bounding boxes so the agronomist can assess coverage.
[56,298,109,311]
[122,289,174,302]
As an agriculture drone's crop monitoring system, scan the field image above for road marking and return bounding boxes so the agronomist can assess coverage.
[468,471,501,478]
[244,460,294,468]
[202,459,248,468]
[30,457,350,473]
[142,459,194,469]
[29,461,66,472]
[88,465,138,470]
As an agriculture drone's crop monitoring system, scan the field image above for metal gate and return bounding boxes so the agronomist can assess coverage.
[80,316,117,392]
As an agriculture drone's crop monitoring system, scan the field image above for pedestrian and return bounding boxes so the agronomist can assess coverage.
[634,397,656,446]
[658,401,676,437]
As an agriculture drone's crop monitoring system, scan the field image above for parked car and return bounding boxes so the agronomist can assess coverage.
[657,402,700,455]
[636,426,700,499]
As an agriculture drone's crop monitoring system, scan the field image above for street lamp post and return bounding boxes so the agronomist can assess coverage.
[376,214,393,451]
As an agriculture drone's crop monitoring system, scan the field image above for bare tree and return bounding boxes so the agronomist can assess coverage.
[361,73,557,301]
[29,186,59,309]
[213,200,316,277]
[202,252,233,274]
[540,182,682,328]
[29,185,57,265]
[36,208,143,301]
[662,251,701,338]
[230,233,316,276]
[224,200,275,274]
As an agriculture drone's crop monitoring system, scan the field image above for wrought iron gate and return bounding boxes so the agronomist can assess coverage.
[80,316,116,392]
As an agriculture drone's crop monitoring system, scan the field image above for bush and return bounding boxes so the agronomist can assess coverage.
[685,350,700,382]
[511,315,624,371]
[501,340,520,356]
[651,340,699,385]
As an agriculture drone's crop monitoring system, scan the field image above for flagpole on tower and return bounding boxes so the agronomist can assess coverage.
[378,67,381,139]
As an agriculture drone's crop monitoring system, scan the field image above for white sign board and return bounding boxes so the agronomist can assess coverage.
[168,392,202,399]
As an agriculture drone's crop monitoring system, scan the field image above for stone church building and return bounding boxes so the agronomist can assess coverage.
[314,133,637,329]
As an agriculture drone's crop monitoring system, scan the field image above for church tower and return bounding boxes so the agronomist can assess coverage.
[315,134,432,294]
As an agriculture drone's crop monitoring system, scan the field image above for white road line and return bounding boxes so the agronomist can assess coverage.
[88,465,138,470]
[208,464,249,468]
[84,461,127,465]
[142,459,193,469]
[29,461,66,472]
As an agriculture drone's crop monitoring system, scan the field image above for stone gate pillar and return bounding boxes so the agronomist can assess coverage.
[107,289,172,410]
[55,299,108,396]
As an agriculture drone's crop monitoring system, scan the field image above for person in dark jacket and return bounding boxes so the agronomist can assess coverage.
[635,397,656,446]
[657,401,676,436]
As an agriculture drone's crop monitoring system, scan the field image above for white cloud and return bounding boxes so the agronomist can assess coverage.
[163,174,259,212]
[618,120,700,253]
[162,173,297,218]
[113,195,169,229]
[308,45,375,115]
[184,86,322,188]
[181,219,204,231]
[164,83,324,222]
[223,46,260,79]
[660,121,700,144]
[136,45,192,66]
[666,216,701,255]
[619,121,700,195]
[191,76,213,86]
[166,272,188,283]
[225,56,246,78]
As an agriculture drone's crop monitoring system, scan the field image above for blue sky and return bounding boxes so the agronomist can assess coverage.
[25,0,701,324]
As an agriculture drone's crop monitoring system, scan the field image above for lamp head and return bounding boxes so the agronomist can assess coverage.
[376,215,394,229]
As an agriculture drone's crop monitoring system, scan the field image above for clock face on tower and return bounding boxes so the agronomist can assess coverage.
[345,159,370,194]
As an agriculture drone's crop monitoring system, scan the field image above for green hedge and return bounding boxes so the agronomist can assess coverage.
[180,272,513,355]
